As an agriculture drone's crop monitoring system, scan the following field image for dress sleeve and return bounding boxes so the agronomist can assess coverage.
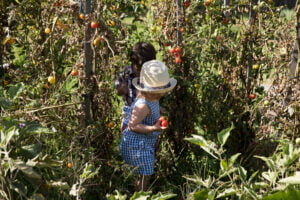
[115,68,126,88]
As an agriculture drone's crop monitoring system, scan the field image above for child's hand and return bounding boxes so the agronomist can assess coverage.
[154,120,167,131]
[154,116,169,131]
[116,81,128,95]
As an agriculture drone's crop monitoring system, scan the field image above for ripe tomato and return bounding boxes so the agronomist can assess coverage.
[175,47,182,53]
[44,28,51,34]
[169,48,176,54]
[249,94,256,99]
[71,69,79,76]
[79,13,85,20]
[204,0,212,7]
[107,20,116,26]
[174,52,181,57]
[159,116,166,121]
[106,122,115,128]
[93,36,104,46]
[175,57,182,64]
[3,80,9,86]
[90,21,99,29]
[161,120,169,127]
[183,1,191,7]
[67,163,73,168]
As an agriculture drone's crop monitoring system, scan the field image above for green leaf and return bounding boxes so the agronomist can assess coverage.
[15,160,42,180]
[279,172,300,184]
[191,189,209,200]
[27,154,63,168]
[130,191,151,200]
[185,135,218,159]
[8,82,24,99]
[24,124,53,134]
[254,156,276,171]
[220,159,228,171]
[80,163,99,180]
[150,192,177,200]
[12,45,27,67]
[106,190,127,200]
[262,171,278,184]
[0,126,18,148]
[216,188,237,198]
[29,193,46,200]
[20,144,42,159]
[10,181,27,197]
[248,170,260,183]
[238,166,247,182]
[47,181,69,190]
[281,144,300,167]
[62,77,78,93]
[217,124,234,146]
[262,187,300,200]
[0,97,13,109]
[229,153,241,166]
[252,182,269,190]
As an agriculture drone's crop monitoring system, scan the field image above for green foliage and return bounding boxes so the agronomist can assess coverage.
[185,127,300,199]
[0,0,299,199]
[106,190,177,200]
[262,187,300,200]
[12,45,27,67]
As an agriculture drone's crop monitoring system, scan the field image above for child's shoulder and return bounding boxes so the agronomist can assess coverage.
[135,98,147,105]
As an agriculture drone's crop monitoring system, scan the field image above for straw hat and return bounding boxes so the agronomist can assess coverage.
[132,60,177,93]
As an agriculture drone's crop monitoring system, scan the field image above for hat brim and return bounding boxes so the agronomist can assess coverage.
[132,77,177,93]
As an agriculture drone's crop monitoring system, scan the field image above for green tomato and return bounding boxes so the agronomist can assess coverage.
[264,100,270,106]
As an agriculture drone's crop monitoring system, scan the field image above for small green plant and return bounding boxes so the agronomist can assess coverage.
[184,126,300,199]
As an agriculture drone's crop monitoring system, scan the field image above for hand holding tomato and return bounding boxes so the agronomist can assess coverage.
[154,120,167,131]
[158,116,169,128]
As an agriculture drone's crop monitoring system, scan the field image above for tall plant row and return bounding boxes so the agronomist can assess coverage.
[0,0,299,199]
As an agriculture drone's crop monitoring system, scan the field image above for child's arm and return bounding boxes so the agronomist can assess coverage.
[115,81,128,96]
[128,104,166,134]
[115,70,129,96]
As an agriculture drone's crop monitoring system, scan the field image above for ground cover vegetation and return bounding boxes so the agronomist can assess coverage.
[0,0,299,199]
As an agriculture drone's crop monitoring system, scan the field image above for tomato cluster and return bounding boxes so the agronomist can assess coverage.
[169,47,182,64]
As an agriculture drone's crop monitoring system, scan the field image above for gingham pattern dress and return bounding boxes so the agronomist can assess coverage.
[120,98,160,175]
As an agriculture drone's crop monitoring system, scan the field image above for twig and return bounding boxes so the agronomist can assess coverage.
[21,102,82,114]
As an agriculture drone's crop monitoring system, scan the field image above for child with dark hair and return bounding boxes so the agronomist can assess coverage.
[115,42,157,131]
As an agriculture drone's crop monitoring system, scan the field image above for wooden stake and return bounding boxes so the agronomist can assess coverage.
[83,0,93,125]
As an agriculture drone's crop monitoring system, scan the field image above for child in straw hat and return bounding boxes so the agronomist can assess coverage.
[119,60,177,191]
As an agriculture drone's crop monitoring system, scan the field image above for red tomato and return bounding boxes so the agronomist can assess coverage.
[175,57,182,63]
[249,94,256,99]
[183,1,191,7]
[71,69,79,76]
[90,21,99,29]
[174,52,181,57]
[159,116,166,121]
[175,47,182,53]
[169,48,176,54]
[161,120,169,127]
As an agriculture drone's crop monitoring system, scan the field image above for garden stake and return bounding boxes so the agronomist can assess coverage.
[83,0,93,126]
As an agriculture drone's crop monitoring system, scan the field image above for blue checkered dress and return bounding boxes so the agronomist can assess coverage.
[119,98,161,175]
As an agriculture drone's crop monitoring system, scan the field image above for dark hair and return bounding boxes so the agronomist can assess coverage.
[130,42,156,70]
